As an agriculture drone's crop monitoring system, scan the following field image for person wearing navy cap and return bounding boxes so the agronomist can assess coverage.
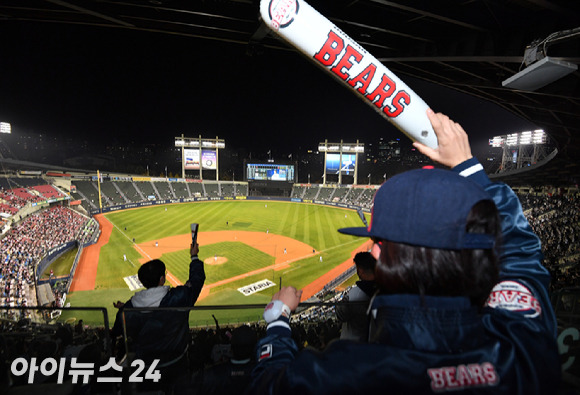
[248,110,561,394]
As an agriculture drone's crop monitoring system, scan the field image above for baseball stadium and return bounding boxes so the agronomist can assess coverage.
[2,0,580,393]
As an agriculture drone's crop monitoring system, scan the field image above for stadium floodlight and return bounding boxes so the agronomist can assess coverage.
[533,130,546,144]
[489,136,504,147]
[506,133,519,147]
[489,128,552,175]
[490,130,547,148]
[0,122,11,134]
[520,131,532,145]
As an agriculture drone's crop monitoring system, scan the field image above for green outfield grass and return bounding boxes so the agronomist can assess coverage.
[40,246,78,278]
[61,201,368,326]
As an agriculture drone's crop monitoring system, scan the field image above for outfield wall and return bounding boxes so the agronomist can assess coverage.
[89,195,371,216]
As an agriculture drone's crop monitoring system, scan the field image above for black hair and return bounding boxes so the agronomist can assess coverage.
[374,200,500,307]
[353,251,376,275]
[137,259,166,289]
[231,325,257,360]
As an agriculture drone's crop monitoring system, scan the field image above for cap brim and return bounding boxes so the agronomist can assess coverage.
[338,226,371,237]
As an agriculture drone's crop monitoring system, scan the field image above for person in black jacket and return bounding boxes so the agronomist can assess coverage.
[111,241,205,394]
[335,251,377,341]
[192,324,258,394]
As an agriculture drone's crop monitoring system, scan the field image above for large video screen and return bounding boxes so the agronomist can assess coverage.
[326,153,356,175]
[184,149,200,170]
[202,150,217,170]
[185,149,217,170]
[246,163,295,182]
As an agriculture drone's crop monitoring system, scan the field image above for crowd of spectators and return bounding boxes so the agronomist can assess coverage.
[0,318,110,394]
[0,185,66,213]
[518,192,580,291]
[1,205,96,315]
[1,180,579,392]
[0,309,344,394]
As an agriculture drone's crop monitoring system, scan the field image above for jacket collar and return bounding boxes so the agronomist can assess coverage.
[370,294,487,353]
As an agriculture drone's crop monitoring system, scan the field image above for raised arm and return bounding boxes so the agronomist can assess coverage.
[184,242,206,305]
[414,109,556,335]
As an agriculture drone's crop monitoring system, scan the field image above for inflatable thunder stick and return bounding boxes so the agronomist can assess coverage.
[259,0,438,149]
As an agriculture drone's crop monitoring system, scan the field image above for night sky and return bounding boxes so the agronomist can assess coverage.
[0,21,537,159]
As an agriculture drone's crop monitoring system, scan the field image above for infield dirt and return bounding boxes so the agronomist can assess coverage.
[70,213,371,301]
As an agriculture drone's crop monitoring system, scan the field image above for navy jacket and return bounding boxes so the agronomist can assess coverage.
[249,158,560,394]
[112,257,205,365]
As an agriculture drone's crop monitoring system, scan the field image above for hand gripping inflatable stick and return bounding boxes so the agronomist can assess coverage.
[259,0,438,149]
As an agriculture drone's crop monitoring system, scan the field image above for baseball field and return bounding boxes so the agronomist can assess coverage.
[59,200,370,327]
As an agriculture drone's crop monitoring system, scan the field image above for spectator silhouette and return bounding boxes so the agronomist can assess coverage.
[335,251,377,341]
[111,242,205,394]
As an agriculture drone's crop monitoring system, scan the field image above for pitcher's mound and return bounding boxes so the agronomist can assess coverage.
[205,257,228,265]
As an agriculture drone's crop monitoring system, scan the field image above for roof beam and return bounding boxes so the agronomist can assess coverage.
[45,0,134,27]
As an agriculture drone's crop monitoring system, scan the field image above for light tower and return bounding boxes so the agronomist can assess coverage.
[175,135,225,180]
[489,129,549,173]
[318,140,364,185]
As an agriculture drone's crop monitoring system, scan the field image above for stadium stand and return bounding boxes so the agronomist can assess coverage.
[354,188,375,209]
[0,203,18,215]
[30,184,65,199]
[1,205,96,317]
[71,181,99,211]
[316,186,334,201]
[171,181,190,199]
[204,183,219,197]
[221,182,234,197]
[111,181,134,204]
[235,183,248,197]
[129,180,146,202]
[99,181,124,206]
[1,174,579,393]
[291,185,306,199]
[149,181,162,200]
[0,177,47,188]
[189,182,204,197]
[154,181,174,200]
[330,186,350,202]
[302,185,320,200]
[519,192,580,292]
[0,188,43,208]
[133,181,157,201]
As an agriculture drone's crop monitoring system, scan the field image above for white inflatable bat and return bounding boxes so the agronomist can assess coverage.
[259,0,438,149]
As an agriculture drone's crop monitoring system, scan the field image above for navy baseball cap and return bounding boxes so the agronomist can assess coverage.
[338,168,496,250]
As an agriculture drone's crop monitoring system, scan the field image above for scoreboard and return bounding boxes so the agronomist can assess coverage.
[246,163,295,182]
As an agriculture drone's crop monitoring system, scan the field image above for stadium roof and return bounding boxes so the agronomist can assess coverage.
[1,0,579,186]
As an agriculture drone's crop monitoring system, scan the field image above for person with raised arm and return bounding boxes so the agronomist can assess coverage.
[248,109,560,394]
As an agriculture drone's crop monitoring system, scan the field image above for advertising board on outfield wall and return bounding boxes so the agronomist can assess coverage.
[90,196,369,216]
